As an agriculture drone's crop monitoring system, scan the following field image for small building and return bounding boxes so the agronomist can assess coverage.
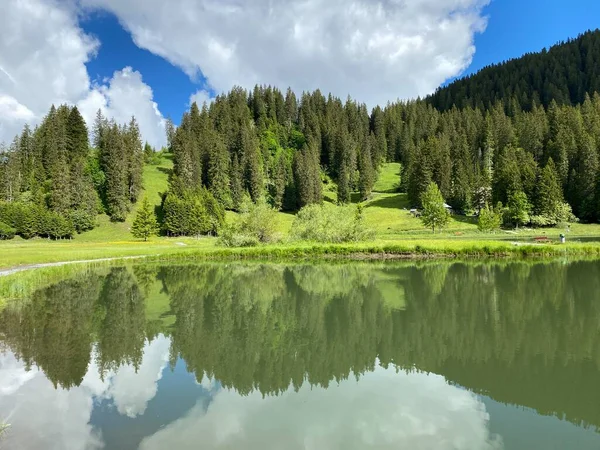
[443,203,454,215]
[410,208,421,218]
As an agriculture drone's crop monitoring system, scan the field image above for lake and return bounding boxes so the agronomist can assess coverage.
[1,260,600,449]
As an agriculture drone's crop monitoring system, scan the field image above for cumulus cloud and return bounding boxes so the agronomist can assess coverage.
[79,67,167,149]
[81,0,489,107]
[139,365,503,450]
[0,0,166,147]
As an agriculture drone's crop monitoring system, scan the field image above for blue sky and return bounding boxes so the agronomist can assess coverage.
[1,0,599,147]
[466,0,600,75]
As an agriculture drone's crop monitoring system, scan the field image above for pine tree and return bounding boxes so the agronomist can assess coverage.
[420,182,450,233]
[207,135,231,208]
[104,123,129,221]
[535,158,563,219]
[230,154,244,210]
[131,198,158,241]
[358,134,375,201]
[507,190,531,228]
[125,117,144,203]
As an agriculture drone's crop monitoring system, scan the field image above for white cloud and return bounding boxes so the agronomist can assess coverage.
[0,0,166,147]
[140,365,503,450]
[80,0,489,107]
[79,67,167,149]
[189,89,213,108]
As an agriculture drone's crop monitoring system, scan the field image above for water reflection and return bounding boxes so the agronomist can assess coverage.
[1,261,600,449]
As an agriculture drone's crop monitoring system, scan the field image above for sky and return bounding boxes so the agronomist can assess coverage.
[1,0,599,149]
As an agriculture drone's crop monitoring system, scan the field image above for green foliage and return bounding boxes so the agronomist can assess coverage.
[420,182,450,233]
[291,203,375,243]
[429,29,600,111]
[131,198,159,241]
[0,221,16,240]
[162,179,225,237]
[0,201,73,239]
[478,204,502,233]
[507,191,531,228]
[531,202,578,227]
[219,201,279,247]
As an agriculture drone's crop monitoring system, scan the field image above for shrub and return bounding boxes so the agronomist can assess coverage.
[41,212,75,239]
[531,202,578,228]
[478,204,502,233]
[218,202,279,247]
[69,209,97,233]
[291,203,374,243]
[0,221,16,240]
[218,223,260,248]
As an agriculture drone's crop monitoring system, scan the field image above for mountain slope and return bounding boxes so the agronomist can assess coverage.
[428,29,600,112]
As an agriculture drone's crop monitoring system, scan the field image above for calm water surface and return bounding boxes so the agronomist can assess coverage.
[1,260,600,449]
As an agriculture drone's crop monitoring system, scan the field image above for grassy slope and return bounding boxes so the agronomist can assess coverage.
[2,160,600,269]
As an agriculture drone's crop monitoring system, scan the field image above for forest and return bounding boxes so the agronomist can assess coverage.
[3,30,600,240]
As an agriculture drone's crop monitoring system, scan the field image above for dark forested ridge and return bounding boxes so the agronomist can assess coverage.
[5,29,600,240]
[428,29,600,112]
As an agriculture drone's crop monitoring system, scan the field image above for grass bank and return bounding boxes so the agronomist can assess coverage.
[3,236,600,273]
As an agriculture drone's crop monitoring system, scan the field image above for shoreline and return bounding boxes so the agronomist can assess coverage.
[2,240,600,276]
[0,255,151,277]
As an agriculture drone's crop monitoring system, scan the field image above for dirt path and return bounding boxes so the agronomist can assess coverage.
[0,255,150,277]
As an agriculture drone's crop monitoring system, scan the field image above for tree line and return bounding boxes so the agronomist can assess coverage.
[169,84,600,229]
[0,106,144,238]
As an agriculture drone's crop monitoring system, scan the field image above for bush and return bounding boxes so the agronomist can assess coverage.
[0,221,16,240]
[531,202,578,228]
[291,203,374,243]
[478,204,502,233]
[218,223,260,248]
[218,202,279,247]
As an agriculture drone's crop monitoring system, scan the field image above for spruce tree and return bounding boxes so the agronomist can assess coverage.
[507,190,531,229]
[125,117,144,203]
[358,135,375,201]
[535,158,563,220]
[104,123,129,221]
[131,198,158,241]
[337,159,351,204]
[420,182,450,233]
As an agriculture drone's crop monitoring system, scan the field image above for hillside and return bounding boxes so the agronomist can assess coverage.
[428,29,600,111]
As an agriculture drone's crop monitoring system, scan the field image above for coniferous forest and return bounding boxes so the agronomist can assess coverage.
[3,30,600,239]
